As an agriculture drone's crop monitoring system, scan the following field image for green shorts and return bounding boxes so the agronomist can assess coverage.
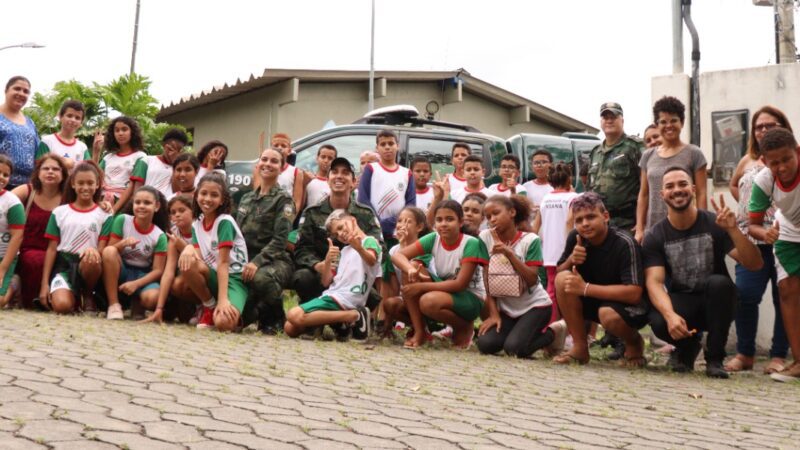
[451,290,483,322]
[300,295,342,313]
[208,268,248,313]
[0,257,17,296]
[429,272,484,321]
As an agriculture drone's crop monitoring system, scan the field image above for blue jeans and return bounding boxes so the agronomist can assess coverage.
[734,245,789,358]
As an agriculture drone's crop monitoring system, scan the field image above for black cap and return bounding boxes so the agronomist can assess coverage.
[600,102,623,116]
[330,157,355,175]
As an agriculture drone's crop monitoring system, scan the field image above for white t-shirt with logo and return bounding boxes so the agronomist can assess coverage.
[0,190,25,257]
[110,214,168,268]
[191,214,248,274]
[100,151,146,193]
[45,204,112,255]
[305,177,330,209]
[416,231,489,299]
[364,162,412,222]
[131,155,173,195]
[540,191,581,266]
[324,236,382,310]
[39,134,89,164]
[479,229,551,317]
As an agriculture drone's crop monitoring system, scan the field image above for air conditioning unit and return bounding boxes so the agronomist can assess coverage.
[753,0,774,6]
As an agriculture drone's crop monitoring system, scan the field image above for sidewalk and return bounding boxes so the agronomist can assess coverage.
[0,311,796,449]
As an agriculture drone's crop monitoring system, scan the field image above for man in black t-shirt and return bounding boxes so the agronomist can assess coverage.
[643,167,762,379]
[552,192,648,366]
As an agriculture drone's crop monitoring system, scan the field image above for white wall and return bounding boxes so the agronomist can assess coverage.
[652,65,800,354]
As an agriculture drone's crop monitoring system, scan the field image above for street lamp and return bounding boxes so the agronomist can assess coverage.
[0,42,45,52]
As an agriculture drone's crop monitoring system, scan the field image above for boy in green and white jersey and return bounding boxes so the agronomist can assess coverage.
[284,209,381,340]
[748,128,800,382]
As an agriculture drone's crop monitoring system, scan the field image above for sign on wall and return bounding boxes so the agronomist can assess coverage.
[711,109,749,186]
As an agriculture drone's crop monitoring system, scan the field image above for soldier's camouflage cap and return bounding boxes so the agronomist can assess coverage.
[330,157,355,175]
[600,102,623,116]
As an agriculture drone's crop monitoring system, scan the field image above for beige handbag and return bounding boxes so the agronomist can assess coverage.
[487,253,526,298]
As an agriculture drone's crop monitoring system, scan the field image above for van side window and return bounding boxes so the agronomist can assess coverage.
[295,134,376,175]
[406,138,485,176]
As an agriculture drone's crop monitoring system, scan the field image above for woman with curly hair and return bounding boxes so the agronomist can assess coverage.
[634,96,707,243]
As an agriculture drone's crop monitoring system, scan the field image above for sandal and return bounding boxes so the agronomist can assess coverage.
[764,358,786,375]
[724,355,754,372]
[552,352,589,365]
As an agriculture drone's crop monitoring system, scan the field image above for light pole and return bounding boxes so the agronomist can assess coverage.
[0,42,45,52]
[368,0,375,113]
[130,0,142,75]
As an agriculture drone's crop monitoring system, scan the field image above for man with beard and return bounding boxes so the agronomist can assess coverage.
[643,167,762,378]
[551,192,648,366]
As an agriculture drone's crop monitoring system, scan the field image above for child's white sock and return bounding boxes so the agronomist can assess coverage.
[203,297,217,308]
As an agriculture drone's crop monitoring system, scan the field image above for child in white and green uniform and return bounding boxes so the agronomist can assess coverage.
[748,128,800,382]
[0,156,25,304]
[393,200,489,349]
[284,209,381,340]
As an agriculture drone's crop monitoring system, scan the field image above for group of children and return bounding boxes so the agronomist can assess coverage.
[13,97,800,382]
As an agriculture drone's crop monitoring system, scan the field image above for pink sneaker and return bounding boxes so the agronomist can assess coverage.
[196,306,215,329]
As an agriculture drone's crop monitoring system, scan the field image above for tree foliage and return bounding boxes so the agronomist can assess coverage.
[28,74,190,155]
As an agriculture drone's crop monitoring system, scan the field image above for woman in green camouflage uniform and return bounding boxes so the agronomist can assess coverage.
[236,148,296,334]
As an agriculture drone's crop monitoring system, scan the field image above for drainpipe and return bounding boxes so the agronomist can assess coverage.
[672,0,683,74]
[682,0,700,146]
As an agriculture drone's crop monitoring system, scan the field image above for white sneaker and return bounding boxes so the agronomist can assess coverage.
[107,303,124,320]
[432,326,453,339]
[546,320,568,354]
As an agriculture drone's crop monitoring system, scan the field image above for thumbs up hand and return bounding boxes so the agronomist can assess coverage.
[570,234,587,266]
[325,238,341,266]
[564,264,587,296]
[765,219,780,245]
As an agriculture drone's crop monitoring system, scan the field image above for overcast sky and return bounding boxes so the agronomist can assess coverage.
[2,0,795,138]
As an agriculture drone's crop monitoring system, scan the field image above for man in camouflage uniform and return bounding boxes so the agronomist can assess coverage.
[236,151,296,334]
[587,102,644,232]
[586,102,644,359]
[293,157,384,306]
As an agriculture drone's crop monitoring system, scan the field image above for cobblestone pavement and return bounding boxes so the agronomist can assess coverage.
[0,311,797,450]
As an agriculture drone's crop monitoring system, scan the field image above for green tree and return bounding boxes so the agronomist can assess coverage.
[30,73,190,156]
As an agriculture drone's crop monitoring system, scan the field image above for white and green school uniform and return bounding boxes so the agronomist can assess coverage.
[478,229,551,317]
[301,236,382,313]
[450,186,491,204]
[414,231,489,321]
[305,176,330,209]
[36,134,89,164]
[750,167,800,279]
[100,150,146,198]
[487,182,528,198]
[44,203,112,293]
[130,154,174,195]
[110,214,167,294]
[0,190,25,294]
[191,214,249,312]
[384,243,436,291]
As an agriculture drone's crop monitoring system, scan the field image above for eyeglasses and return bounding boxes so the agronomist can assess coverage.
[657,118,681,126]
[500,164,518,170]
[532,161,549,167]
[754,122,781,132]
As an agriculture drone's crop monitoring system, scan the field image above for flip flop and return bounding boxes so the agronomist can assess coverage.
[724,355,754,372]
[764,358,786,375]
